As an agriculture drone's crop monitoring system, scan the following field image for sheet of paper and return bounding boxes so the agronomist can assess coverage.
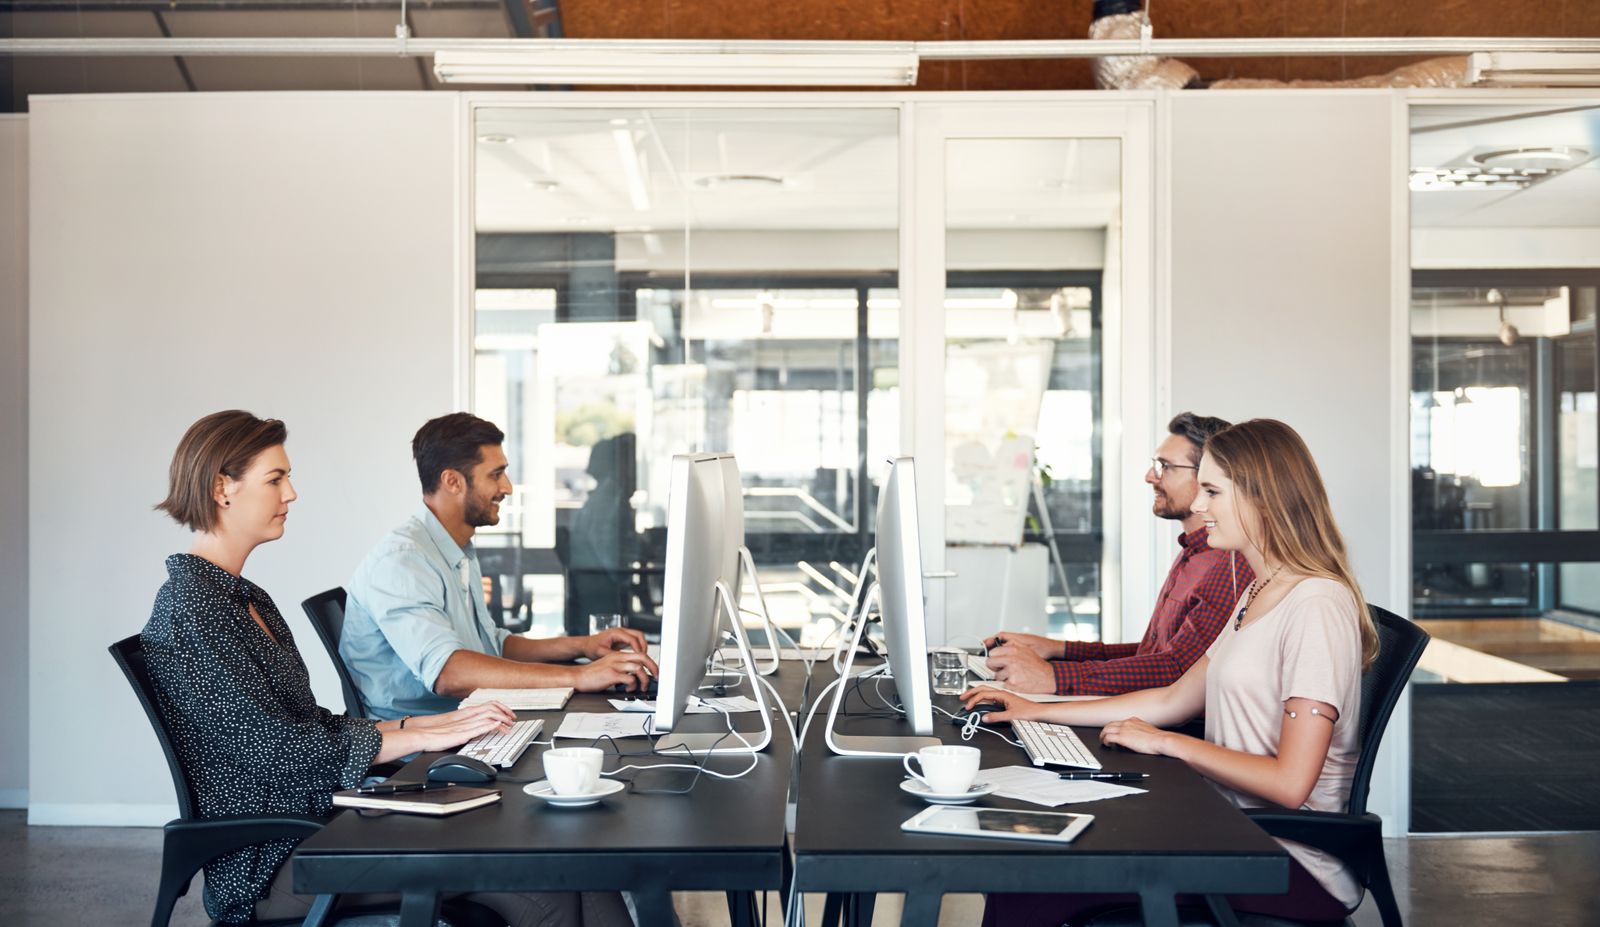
[716,646,826,662]
[978,764,1146,807]
[553,712,654,740]
[605,695,762,714]
[460,687,573,711]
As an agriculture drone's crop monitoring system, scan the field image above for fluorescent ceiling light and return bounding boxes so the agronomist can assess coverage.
[434,49,918,86]
[1469,52,1600,87]
[612,128,652,213]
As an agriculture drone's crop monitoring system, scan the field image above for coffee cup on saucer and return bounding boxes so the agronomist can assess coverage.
[902,744,980,794]
[544,747,604,796]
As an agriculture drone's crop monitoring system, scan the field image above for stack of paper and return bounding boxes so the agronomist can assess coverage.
[554,712,654,740]
[460,687,574,711]
[979,765,1146,807]
[606,695,762,714]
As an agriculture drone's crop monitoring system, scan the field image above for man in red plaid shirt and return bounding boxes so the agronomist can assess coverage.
[984,412,1253,696]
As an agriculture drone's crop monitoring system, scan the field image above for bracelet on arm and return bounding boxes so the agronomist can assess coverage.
[400,715,411,729]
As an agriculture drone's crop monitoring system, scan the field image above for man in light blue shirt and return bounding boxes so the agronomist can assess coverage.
[342,413,658,721]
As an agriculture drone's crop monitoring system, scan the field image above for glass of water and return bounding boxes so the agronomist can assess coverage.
[931,648,968,696]
[590,613,623,635]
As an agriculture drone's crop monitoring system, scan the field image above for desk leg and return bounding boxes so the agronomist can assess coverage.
[302,893,336,927]
[399,890,441,927]
[899,892,942,927]
[1137,890,1178,927]
[726,891,756,927]
[634,889,676,927]
[1204,894,1241,927]
[820,893,843,927]
[846,893,876,927]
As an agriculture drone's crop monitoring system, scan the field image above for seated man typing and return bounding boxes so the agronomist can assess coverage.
[986,412,1252,696]
[341,412,658,720]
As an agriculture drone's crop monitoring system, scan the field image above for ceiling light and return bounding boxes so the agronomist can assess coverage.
[434,49,918,86]
[526,179,561,192]
[694,174,789,190]
[612,128,651,212]
[477,133,516,144]
[1469,52,1600,87]
[1475,146,1589,171]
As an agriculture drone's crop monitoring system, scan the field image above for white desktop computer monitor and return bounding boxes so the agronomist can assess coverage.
[652,453,772,754]
[824,456,941,755]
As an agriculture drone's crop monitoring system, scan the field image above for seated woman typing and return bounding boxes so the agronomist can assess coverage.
[142,410,628,926]
[964,418,1378,925]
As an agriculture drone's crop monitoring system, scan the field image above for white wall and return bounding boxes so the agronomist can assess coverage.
[1165,91,1410,834]
[0,116,29,810]
[28,93,461,824]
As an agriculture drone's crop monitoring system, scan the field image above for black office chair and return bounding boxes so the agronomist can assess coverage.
[1078,604,1430,927]
[301,588,368,719]
[111,635,503,927]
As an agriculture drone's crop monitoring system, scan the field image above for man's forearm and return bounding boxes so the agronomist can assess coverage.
[432,649,577,697]
[503,634,586,663]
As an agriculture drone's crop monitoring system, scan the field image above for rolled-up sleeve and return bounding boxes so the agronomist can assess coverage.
[360,548,474,693]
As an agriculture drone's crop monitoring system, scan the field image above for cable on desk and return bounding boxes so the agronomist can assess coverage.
[750,672,798,753]
[595,706,760,794]
[931,703,1024,748]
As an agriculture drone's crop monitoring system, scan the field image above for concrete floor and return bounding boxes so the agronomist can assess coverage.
[1,811,1595,926]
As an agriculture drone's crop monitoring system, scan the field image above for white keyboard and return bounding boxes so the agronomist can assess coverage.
[1012,719,1102,770]
[458,719,545,768]
[967,653,996,681]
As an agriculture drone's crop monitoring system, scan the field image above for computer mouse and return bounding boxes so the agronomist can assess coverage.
[950,702,1007,725]
[426,754,498,784]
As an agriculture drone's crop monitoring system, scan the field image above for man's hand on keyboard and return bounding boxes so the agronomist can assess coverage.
[983,631,1058,660]
[410,701,517,732]
[574,649,658,693]
[585,626,652,660]
[985,643,1056,695]
[958,686,1046,724]
[1099,717,1169,755]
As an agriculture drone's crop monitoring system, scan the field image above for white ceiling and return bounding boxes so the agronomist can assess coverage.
[1411,103,1600,229]
[473,107,1123,233]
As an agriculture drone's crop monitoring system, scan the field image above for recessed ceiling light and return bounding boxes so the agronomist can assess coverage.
[694,174,788,190]
[526,179,561,192]
[1475,146,1588,170]
[477,133,517,145]
[609,118,630,126]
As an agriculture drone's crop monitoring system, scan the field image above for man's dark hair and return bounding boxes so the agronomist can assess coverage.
[1168,411,1233,464]
[412,412,505,494]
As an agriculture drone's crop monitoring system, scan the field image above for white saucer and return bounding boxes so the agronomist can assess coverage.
[523,778,626,808]
[899,778,997,805]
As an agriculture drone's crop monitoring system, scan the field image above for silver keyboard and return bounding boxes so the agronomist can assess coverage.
[967,653,996,681]
[1012,719,1102,770]
[458,719,545,768]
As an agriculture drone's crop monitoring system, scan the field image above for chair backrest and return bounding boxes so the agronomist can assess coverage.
[108,635,199,821]
[1348,604,1431,816]
[300,587,367,718]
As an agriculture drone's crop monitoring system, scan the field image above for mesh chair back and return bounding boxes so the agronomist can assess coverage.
[1348,604,1431,816]
[300,588,366,718]
[109,635,199,821]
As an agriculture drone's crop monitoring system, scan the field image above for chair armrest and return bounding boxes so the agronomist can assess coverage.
[163,814,325,876]
[1244,808,1382,861]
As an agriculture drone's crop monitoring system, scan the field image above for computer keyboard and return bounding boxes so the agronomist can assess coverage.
[1012,719,1102,770]
[458,719,545,768]
[967,653,996,681]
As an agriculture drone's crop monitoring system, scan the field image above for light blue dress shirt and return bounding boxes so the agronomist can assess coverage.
[340,504,512,720]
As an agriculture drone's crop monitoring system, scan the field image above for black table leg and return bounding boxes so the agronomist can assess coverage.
[399,890,441,927]
[821,893,844,927]
[1138,890,1179,927]
[845,893,876,927]
[900,892,942,927]
[635,889,677,927]
[727,890,756,927]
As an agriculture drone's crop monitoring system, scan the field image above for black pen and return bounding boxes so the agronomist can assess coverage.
[357,780,429,795]
[1059,772,1149,781]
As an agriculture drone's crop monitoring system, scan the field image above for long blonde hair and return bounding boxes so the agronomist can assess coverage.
[1206,419,1379,669]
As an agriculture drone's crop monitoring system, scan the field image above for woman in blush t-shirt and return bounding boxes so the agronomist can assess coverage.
[965,419,1379,925]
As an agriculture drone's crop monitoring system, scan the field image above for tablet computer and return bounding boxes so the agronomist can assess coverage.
[901,806,1094,844]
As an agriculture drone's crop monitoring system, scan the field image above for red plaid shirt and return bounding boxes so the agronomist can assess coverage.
[1050,527,1252,695]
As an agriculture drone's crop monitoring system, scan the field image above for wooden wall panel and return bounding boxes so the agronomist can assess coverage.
[560,0,1599,91]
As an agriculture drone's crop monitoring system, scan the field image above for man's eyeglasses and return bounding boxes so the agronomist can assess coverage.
[1150,458,1199,479]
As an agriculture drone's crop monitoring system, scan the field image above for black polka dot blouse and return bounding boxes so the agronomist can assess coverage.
[141,553,383,924]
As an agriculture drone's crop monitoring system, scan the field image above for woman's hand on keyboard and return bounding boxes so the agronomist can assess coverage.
[411,701,517,732]
[376,708,515,761]
[1098,717,1170,755]
[957,686,1046,724]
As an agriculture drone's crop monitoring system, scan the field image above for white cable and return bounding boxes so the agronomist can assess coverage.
[931,703,1024,748]
[796,662,891,748]
[601,705,760,780]
[752,673,799,753]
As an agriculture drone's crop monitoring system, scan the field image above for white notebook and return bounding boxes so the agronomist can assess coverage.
[460,687,574,711]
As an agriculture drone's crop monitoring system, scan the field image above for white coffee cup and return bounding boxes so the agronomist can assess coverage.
[544,747,604,796]
[902,744,981,794]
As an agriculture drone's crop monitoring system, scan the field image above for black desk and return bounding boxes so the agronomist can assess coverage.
[791,690,1289,927]
[294,667,809,927]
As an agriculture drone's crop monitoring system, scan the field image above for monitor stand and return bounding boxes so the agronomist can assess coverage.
[653,581,775,756]
[824,580,941,757]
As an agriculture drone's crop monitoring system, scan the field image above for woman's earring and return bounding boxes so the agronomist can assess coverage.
[223,501,230,507]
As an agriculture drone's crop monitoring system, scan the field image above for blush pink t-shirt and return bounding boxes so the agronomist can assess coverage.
[1204,577,1364,910]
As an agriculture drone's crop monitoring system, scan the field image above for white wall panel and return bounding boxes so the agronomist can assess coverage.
[0,116,30,809]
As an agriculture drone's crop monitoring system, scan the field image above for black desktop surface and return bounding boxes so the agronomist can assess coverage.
[294,670,802,927]
[792,688,1289,927]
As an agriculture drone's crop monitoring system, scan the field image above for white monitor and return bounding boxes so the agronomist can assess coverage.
[824,456,941,756]
[652,453,772,755]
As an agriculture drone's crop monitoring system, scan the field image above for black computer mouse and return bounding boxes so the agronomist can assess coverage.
[950,702,1007,725]
[426,754,498,784]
